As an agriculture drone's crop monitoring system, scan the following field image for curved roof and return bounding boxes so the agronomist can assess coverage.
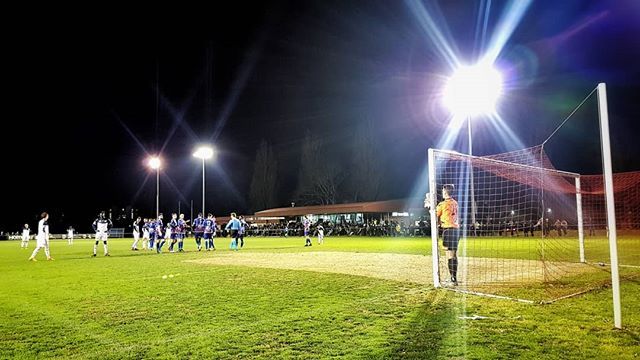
[254,199,422,217]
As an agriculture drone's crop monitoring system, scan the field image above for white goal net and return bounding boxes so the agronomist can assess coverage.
[427,148,612,302]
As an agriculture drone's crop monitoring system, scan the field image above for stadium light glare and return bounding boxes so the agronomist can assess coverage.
[442,63,503,116]
[441,63,504,237]
[146,156,162,218]
[148,157,162,170]
[193,146,214,160]
[193,145,215,216]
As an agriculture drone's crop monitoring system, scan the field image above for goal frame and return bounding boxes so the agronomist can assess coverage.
[427,83,621,328]
[427,148,585,287]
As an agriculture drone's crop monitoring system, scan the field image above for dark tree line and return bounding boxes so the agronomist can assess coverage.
[350,119,382,202]
[249,120,383,211]
[248,140,278,212]
[294,130,343,205]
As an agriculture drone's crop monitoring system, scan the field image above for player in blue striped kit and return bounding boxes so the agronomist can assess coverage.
[238,215,248,249]
[168,213,179,253]
[193,213,205,251]
[142,218,151,250]
[203,214,216,251]
[303,216,312,247]
[148,217,157,251]
[177,214,187,252]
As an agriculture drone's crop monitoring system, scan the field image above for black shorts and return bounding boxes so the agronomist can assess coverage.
[230,230,239,238]
[442,228,460,250]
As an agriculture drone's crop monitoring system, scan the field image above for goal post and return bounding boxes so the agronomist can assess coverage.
[575,177,585,263]
[596,82,621,329]
[428,148,441,288]
[428,148,600,302]
[426,83,623,328]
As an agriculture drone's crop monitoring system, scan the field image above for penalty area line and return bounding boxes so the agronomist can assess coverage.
[440,287,536,304]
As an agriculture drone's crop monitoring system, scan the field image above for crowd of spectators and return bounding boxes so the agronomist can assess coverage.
[461,218,575,238]
[4,217,583,240]
[245,220,432,237]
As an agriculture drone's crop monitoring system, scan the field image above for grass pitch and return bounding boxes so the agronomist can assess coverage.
[1,236,638,359]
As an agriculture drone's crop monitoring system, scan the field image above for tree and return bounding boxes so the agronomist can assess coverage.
[295,130,344,205]
[350,119,382,202]
[249,139,278,212]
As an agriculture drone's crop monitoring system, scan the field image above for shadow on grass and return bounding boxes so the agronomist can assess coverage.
[621,328,640,344]
[62,253,154,261]
[384,292,462,359]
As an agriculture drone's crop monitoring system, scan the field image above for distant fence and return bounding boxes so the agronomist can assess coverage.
[6,228,126,240]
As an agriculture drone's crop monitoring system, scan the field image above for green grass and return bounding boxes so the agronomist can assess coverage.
[203,233,640,265]
[1,236,638,359]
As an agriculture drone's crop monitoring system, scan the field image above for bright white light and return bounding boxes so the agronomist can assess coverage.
[148,157,161,170]
[193,146,214,160]
[547,208,552,213]
[443,64,503,116]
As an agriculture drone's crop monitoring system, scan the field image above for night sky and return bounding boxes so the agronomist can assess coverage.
[5,0,640,232]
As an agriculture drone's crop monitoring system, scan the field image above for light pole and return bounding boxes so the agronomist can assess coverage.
[193,146,214,216]
[148,156,162,218]
[443,63,503,235]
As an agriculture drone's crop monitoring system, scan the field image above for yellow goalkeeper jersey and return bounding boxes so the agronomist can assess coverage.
[436,198,459,229]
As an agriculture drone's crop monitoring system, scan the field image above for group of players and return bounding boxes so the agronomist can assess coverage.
[24,211,117,260]
[25,211,250,260]
[129,212,248,253]
[24,209,329,261]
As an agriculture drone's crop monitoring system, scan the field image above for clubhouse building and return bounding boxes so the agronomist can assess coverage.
[249,199,426,225]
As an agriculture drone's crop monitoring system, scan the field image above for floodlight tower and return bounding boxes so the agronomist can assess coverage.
[443,63,503,235]
[148,156,162,218]
[193,146,215,216]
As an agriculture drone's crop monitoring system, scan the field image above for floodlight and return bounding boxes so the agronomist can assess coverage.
[193,145,215,216]
[443,63,503,116]
[193,146,214,160]
[148,157,161,170]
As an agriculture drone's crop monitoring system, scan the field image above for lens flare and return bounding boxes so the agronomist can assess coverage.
[442,64,503,116]
[148,157,162,170]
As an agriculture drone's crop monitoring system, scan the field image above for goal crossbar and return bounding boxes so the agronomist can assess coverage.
[431,149,580,179]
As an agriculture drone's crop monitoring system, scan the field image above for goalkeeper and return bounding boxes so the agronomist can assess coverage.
[425,184,460,285]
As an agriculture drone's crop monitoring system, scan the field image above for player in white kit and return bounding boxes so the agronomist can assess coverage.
[317,224,324,245]
[67,226,74,245]
[164,215,174,251]
[131,217,143,251]
[92,211,113,257]
[21,224,30,248]
[29,212,53,261]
